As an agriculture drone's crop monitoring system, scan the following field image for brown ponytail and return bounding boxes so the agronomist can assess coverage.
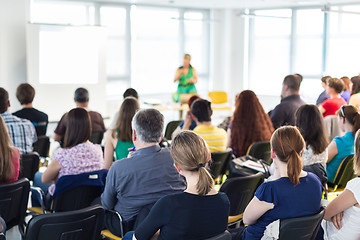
[271,126,305,186]
[171,131,214,195]
[338,105,360,135]
[0,116,15,183]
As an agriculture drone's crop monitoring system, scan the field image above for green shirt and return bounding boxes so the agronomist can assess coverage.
[114,140,134,160]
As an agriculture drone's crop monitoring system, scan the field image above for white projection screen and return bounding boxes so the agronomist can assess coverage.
[26,23,107,121]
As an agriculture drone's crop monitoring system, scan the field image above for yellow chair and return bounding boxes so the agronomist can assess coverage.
[208,91,231,110]
[101,230,122,240]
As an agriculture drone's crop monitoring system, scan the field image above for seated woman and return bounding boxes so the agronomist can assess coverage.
[122,131,230,240]
[327,105,360,183]
[295,105,329,185]
[348,76,360,110]
[33,108,104,207]
[340,76,351,102]
[231,126,323,240]
[322,129,360,240]
[227,90,274,157]
[0,115,20,184]
[104,97,139,169]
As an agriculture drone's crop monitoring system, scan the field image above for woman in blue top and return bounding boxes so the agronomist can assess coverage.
[326,105,360,183]
[123,131,230,240]
[231,126,323,240]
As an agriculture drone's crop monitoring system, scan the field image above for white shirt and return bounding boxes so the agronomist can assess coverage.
[323,177,360,240]
[302,146,328,166]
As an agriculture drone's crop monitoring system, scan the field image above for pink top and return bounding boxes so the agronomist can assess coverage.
[48,142,104,195]
[3,147,20,184]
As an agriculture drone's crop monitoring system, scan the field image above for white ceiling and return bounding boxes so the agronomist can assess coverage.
[94,0,360,9]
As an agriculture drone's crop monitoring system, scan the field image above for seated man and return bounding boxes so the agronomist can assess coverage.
[13,83,48,136]
[0,88,37,154]
[316,76,331,105]
[54,87,105,142]
[270,74,305,129]
[183,99,227,152]
[319,78,346,117]
[101,109,186,236]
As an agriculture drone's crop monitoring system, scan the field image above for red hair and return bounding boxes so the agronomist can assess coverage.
[230,90,274,157]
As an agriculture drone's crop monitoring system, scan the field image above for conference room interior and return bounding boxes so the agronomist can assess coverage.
[2,0,360,239]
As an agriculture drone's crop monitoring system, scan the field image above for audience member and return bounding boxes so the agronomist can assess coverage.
[326,105,360,183]
[295,105,329,185]
[0,115,20,184]
[104,97,139,169]
[230,126,323,240]
[340,76,351,102]
[319,78,346,117]
[322,129,360,240]
[13,83,48,136]
[270,75,305,129]
[32,108,104,207]
[183,99,227,152]
[0,88,37,154]
[348,76,360,110]
[122,131,230,240]
[228,90,274,157]
[101,109,186,236]
[54,88,105,143]
[316,76,331,105]
[171,94,200,139]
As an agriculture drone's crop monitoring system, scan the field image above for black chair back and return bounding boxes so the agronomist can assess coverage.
[19,153,40,181]
[279,207,325,240]
[0,178,30,236]
[247,141,272,165]
[25,205,105,240]
[220,172,264,216]
[89,131,104,144]
[205,231,232,240]
[210,149,233,179]
[32,136,50,158]
[164,120,182,140]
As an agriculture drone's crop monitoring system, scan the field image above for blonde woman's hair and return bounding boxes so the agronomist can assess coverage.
[353,129,360,175]
[170,131,214,195]
[0,115,14,183]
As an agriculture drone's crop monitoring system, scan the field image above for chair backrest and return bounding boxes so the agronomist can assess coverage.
[32,136,50,158]
[279,207,325,240]
[18,153,40,181]
[205,230,232,240]
[164,120,182,140]
[220,172,264,216]
[89,131,104,144]
[0,178,30,233]
[25,205,105,240]
[210,149,233,179]
[247,141,272,165]
[51,170,108,212]
[208,91,228,104]
[324,115,344,142]
[333,155,356,187]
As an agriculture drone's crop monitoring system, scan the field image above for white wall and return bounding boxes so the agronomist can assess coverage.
[0,0,28,111]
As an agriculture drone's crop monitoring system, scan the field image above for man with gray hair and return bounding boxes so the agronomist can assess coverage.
[101,109,186,236]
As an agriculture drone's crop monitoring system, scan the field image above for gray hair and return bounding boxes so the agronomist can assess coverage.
[131,108,164,143]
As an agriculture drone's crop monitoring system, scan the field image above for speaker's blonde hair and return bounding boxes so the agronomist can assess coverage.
[171,131,214,195]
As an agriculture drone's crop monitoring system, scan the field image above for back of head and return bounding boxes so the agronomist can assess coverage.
[351,76,360,95]
[353,129,360,175]
[113,97,139,141]
[283,75,301,93]
[123,88,139,99]
[16,83,35,105]
[338,105,360,135]
[231,90,274,156]
[74,88,89,103]
[191,99,212,122]
[271,126,305,185]
[0,88,9,114]
[131,108,164,143]
[187,95,200,108]
[171,131,214,195]
[295,73,303,82]
[341,76,350,91]
[0,116,14,183]
[327,78,344,94]
[295,104,328,154]
[321,76,331,84]
[63,108,91,148]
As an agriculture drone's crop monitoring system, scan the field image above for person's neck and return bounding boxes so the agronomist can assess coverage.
[183,171,200,194]
[134,142,157,150]
[76,102,88,109]
[344,122,354,133]
[197,121,212,126]
[21,103,33,108]
[283,91,298,98]
[330,93,341,98]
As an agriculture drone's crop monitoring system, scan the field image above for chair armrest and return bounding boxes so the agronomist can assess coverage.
[30,186,46,214]
[106,210,124,237]
[228,213,243,224]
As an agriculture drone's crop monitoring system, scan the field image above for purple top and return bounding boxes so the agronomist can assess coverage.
[48,142,104,195]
